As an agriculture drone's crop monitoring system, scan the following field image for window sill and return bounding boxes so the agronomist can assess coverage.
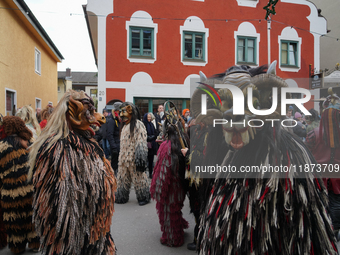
[128,56,156,64]
[181,59,207,66]
[279,65,300,73]
[129,56,154,59]
[183,59,205,62]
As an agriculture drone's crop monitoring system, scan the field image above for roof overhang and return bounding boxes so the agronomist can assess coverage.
[6,0,64,62]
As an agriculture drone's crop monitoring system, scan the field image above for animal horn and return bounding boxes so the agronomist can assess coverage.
[267,60,277,75]
[200,71,207,82]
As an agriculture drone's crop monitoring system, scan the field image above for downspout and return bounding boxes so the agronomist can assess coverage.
[267,16,271,65]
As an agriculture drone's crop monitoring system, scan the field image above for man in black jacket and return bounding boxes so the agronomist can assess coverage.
[107,102,122,175]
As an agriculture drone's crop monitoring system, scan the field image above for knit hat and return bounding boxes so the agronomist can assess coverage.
[182,109,190,116]
[113,102,122,111]
[294,112,302,118]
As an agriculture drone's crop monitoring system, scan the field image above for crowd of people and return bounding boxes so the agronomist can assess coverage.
[0,62,340,255]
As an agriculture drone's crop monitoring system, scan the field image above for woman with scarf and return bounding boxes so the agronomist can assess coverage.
[143,113,158,178]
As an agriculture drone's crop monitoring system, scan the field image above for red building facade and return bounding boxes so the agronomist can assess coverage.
[85,0,326,115]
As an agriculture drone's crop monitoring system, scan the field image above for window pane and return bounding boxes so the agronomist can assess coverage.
[185,34,193,58]
[282,42,288,51]
[247,47,254,62]
[143,30,152,55]
[195,34,202,43]
[131,29,140,55]
[289,43,296,65]
[248,39,254,48]
[282,50,288,64]
[238,39,245,62]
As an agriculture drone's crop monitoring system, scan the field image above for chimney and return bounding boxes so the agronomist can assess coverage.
[66,68,71,78]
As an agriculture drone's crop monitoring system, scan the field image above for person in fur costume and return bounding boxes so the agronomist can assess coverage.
[28,90,117,255]
[305,88,340,239]
[115,102,150,205]
[193,62,337,255]
[16,105,41,140]
[0,115,40,253]
[150,105,190,247]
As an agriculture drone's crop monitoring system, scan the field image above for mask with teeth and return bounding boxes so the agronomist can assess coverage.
[67,90,106,139]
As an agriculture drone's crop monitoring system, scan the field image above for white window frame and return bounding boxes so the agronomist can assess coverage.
[236,0,259,8]
[180,16,209,67]
[5,88,17,116]
[126,11,158,64]
[35,97,42,110]
[234,22,260,67]
[278,27,302,72]
[35,47,41,75]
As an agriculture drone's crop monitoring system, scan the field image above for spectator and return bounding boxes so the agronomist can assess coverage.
[305,108,320,133]
[155,104,166,129]
[107,102,122,175]
[101,108,111,159]
[36,108,42,123]
[293,111,306,140]
[143,112,158,178]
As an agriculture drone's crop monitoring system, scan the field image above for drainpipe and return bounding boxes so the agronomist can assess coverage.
[267,17,271,65]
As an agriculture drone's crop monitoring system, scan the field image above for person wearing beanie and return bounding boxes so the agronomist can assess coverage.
[286,105,294,119]
[181,109,191,127]
[107,102,122,175]
[101,108,112,159]
[0,116,40,253]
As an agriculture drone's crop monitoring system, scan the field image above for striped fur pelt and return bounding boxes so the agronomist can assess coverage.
[197,125,338,255]
[0,135,39,253]
[115,120,150,204]
[0,203,6,249]
[150,140,189,247]
[32,131,117,255]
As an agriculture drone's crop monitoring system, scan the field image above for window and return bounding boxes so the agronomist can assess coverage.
[35,98,41,110]
[281,41,298,67]
[6,89,16,116]
[35,48,41,74]
[129,27,154,58]
[90,89,97,98]
[183,32,205,61]
[126,11,158,63]
[58,86,61,92]
[237,36,256,64]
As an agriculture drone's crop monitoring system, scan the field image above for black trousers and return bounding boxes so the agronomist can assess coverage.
[148,153,154,178]
[111,151,119,176]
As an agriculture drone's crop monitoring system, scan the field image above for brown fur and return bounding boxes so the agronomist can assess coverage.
[2,116,32,141]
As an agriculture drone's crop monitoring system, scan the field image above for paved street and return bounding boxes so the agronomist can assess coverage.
[0,186,196,255]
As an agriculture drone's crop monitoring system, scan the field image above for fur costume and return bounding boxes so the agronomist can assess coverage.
[29,90,117,255]
[115,102,150,204]
[193,63,337,255]
[0,116,39,253]
[16,105,41,140]
[306,89,340,231]
[150,112,190,247]
[150,140,189,247]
